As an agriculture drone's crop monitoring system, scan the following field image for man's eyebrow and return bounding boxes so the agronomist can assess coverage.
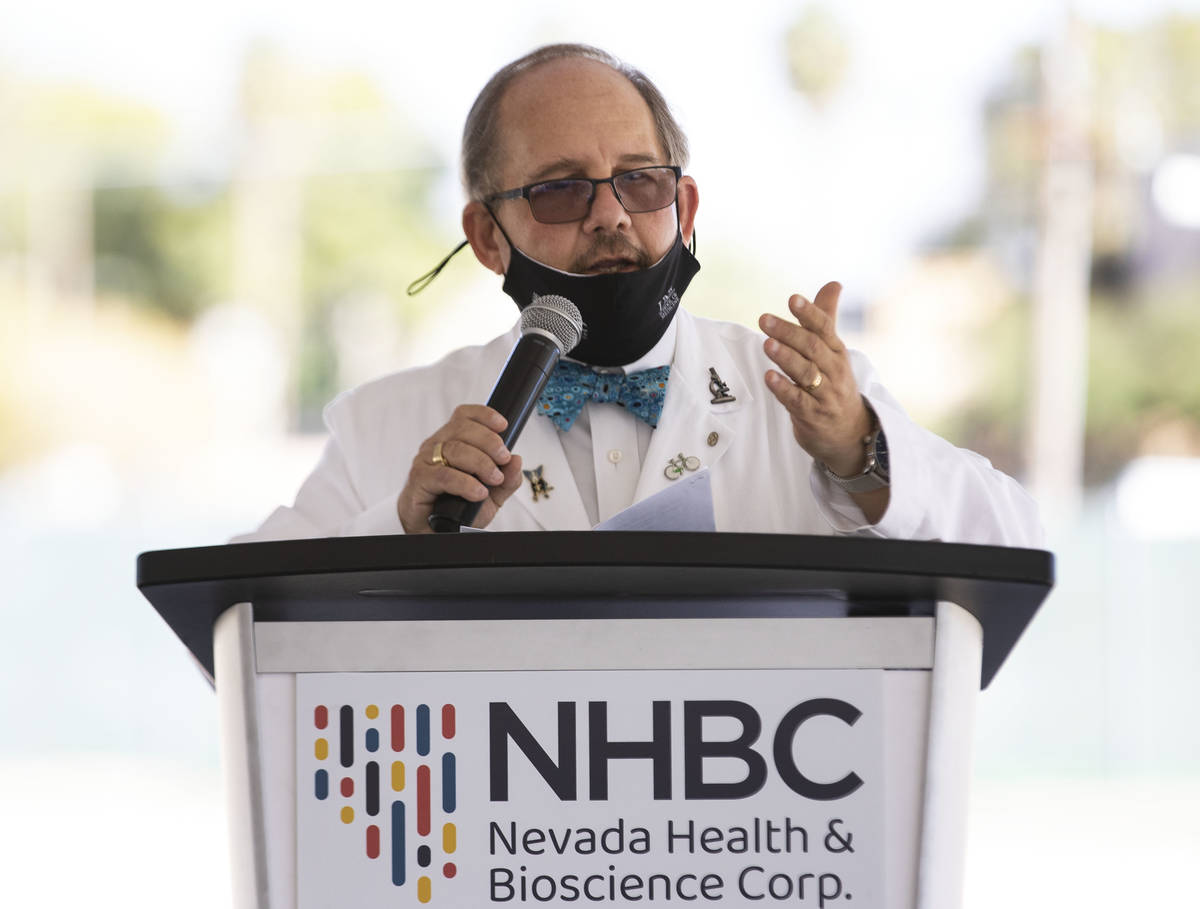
[526,153,663,184]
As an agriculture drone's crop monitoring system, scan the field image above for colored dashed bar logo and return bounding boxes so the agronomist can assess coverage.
[313,701,458,903]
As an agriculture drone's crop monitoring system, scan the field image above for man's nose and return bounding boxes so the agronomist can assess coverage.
[584,180,631,231]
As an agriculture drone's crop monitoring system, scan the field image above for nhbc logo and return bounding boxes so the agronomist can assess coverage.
[491,698,863,802]
[312,695,865,906]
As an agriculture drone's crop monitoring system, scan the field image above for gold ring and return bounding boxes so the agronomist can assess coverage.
[804,372,823,393]
[431,440,447,467]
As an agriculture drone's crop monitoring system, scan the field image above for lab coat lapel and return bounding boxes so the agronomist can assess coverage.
[633,310,752,504]
[508,407,591,530]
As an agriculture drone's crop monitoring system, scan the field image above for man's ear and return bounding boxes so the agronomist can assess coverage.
[677,176,699,247]
[463,202,508,275]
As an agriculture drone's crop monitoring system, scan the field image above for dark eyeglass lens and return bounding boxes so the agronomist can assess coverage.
[614,168,677,211]
[525,168,678,223]
[528,180,593,223]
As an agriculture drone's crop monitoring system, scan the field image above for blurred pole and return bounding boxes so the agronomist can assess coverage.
[231,126,302,433]
[24,149,94,319]
[1027,13,1093,524]
[232,51,306,432]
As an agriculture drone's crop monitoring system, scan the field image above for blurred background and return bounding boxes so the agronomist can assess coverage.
[2,0,1198,905]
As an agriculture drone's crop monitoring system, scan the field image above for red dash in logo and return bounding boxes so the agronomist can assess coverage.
[417,765,431,836]
[391,705,405,751]
[366,825,380,860]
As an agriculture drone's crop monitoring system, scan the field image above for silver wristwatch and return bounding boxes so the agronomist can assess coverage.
[819,423,890,493]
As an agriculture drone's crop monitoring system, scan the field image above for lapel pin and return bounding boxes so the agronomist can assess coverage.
[523,465,553,502]
[708,367,736,404]
[664,452,701,481]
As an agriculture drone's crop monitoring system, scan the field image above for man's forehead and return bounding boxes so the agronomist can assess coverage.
[493,57,664,182]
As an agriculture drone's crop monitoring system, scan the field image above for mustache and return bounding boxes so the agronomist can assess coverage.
[569,235,651,273]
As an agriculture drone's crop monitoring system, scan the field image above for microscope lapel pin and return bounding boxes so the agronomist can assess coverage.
[708,367,736,404]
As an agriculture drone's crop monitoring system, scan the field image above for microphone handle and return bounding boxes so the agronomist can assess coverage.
[428,334,562,533]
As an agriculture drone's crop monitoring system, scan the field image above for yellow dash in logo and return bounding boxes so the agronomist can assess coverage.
[315,738,328,760]
[365,704,379,720]
[443,823,456,854]
[391,761,405,791]
[340,806,354,824]
[418,876,432,903]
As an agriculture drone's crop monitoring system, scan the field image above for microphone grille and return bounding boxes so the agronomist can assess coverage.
[521,293,584,354]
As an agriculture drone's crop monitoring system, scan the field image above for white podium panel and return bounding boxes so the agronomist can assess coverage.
[213,608,974,909]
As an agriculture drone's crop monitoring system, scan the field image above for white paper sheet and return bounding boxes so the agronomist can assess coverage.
[594,467,714,532]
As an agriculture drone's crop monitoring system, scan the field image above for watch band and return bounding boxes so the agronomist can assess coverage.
[819,426,890,493]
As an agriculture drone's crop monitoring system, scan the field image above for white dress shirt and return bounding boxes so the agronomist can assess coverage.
[556,319,675,526]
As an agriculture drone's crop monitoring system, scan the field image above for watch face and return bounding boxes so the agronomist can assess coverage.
[875,430,889,473]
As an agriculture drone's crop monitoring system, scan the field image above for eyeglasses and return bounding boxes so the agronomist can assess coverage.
[485,165,682,224]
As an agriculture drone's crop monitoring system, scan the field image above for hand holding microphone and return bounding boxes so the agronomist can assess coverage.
[396,295,584,534]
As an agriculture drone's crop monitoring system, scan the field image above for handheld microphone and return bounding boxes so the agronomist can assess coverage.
[428,294,584,533]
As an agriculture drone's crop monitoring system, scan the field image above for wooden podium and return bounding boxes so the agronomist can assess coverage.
[138,532,1053,909]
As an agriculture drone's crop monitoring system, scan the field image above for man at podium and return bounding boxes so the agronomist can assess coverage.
[236,43,1041,546]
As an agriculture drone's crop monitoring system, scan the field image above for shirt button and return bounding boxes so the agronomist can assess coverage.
[707,432,719,447]
[607,449,623,464]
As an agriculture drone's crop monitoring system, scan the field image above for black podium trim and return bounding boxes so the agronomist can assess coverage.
[136,532,1053,689]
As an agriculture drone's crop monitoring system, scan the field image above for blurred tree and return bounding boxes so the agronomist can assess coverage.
[298,166,441,427]
[4,80,167,313]
[936,13,1200,489]
[0,73,232,325]
[231,44,451,429]
[1,49,468,461]
[784,4,851,109]
[0,77,178,470]
[947,281,1200,485]
[1154,16,1200,138]
[94,184,231,322]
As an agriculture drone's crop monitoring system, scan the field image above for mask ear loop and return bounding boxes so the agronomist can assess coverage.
[406,239,470,296]
[407,205,518,296]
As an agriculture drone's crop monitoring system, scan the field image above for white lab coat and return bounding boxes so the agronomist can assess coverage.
[238,310,1042,546]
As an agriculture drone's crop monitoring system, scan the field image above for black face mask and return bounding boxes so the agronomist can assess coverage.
[406,214,700,368]
[499,229,700,367]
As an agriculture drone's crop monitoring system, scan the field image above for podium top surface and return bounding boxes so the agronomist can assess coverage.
[137,532,1053,689]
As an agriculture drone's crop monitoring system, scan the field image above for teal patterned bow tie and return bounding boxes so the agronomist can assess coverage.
[537,361,670,431]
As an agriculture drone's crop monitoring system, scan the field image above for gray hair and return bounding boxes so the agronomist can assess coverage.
[461,43,690,201]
